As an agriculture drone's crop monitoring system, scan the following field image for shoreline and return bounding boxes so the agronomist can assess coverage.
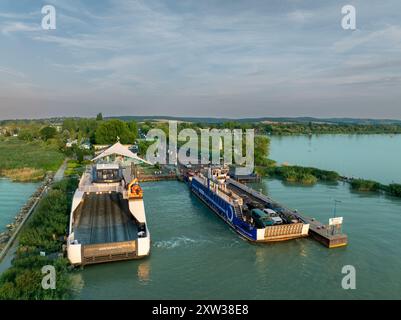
[0,174,53,261]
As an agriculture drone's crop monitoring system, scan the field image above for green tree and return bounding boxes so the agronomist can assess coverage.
[128,121,138,139]
[254,136,270,166]
[96,113,103,121]
[18,127,40,141]
[39,126,57,141]
[95,119,135,144]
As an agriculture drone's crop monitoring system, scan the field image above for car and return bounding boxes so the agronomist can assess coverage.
[271,216,283,225]
[263,208,277,215]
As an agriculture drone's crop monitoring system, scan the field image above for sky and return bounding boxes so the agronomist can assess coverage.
[1,0,401,120]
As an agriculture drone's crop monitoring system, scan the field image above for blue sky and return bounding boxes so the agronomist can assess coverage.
[1,0,401,119]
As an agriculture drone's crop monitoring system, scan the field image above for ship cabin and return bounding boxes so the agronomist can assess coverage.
[92,163,123,183]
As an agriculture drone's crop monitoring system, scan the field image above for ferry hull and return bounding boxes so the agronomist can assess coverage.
[190,178,309,243]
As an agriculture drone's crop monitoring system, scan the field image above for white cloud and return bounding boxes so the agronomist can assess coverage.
[1,22,41,35]
[0,67,26,78]
[287,10,314,23]
[333,26,401,53]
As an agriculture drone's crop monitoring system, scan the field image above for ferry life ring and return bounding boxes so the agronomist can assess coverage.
[226,206,234,222]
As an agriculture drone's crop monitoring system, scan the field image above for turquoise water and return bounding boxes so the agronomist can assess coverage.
[0,179,39,232]
[76,179,401,300]
[68,134,401,299]
[270,134,401,184]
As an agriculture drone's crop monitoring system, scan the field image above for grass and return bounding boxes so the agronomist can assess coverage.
[0,168,45,182]
[64,160,88,177]
[0,138,64,181]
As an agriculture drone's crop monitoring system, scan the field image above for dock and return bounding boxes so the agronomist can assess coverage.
[303,217,348,248]
[227,179,348,248]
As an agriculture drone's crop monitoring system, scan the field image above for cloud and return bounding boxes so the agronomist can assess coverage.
[32,34,123,50]
[333,25,401,53]
[1,22,41,35]
[287,10,314,23]
[1,0,401,118]
[0,67,26,78]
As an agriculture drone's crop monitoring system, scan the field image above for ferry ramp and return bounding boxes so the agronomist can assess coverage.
[73,192,138,245]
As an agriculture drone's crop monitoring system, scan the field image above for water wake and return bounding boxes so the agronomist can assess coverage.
[153,236,211,249]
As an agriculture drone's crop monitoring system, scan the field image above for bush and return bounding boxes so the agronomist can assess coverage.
[387,184,401,197]
[272,166,338,185]
[350,179,382,192]
[0,177,78,300]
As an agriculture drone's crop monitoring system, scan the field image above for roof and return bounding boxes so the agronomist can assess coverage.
[92,141,151,164]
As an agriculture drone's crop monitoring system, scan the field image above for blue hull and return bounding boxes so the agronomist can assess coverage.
[190,178,258,241]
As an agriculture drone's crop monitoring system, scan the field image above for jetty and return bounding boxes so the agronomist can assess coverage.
[227,178,347,248]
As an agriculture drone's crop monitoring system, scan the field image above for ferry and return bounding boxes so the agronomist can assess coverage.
[187,167,310,242]
[67,163,150,265]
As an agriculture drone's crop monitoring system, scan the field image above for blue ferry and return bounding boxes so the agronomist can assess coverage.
[187,168,309,242]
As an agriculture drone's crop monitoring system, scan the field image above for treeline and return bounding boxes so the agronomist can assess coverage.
[267,166,340,185]
[262,122,401,135]
[0,178,78,299]
[156,120,401,135]
[350,179,401,198]
[177,121,401,135]
[256,163,401,199]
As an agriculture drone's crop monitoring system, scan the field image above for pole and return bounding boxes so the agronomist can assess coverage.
[332,200,342,235]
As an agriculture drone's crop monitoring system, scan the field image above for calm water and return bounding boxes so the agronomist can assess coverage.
[270,134,401,184]
[76,179,401,300]
[72,135,401,299]
[0,179,39,232]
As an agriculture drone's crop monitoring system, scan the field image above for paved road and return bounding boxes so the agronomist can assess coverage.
[54,159,68,182]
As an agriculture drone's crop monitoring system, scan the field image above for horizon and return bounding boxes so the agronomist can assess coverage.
[1,0,401,119]
[2,114,401,123]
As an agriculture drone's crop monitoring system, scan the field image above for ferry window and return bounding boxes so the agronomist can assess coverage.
[97,169,119,180]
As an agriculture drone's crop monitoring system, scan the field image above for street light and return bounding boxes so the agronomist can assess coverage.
[333,199,342,218]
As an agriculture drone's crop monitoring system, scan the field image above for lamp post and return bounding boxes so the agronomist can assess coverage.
[333,199,342,218]
[332,199,342,235]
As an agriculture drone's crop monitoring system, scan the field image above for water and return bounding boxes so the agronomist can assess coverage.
[270,134,401,184]
[76,179,401,300]
[71,134,401,299]
[0,179,39,232]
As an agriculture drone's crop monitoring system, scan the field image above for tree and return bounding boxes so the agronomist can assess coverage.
[62,119,77,134]
[39,126,57,141]
[18,127,40,141]
[95,120,136,144]
[128,121,138,140]
[96,113,103,121]
[254,136,270,166]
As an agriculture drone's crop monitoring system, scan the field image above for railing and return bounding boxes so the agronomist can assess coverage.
[264,223,304,239]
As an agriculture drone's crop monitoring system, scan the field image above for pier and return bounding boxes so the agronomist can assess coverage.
[226,179,348,248]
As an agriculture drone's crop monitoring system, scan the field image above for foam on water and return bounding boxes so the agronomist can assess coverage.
[153,236,212,249]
